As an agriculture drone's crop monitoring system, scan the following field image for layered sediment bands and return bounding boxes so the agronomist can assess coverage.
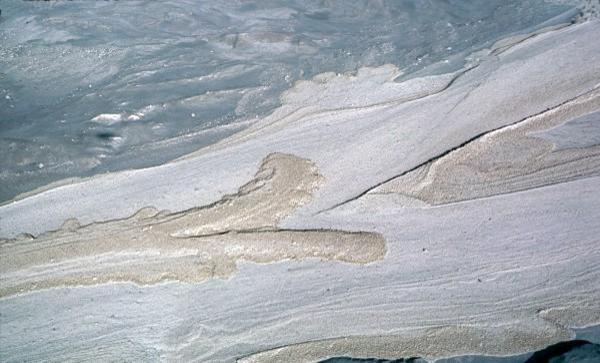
[0,153,386,298]
[370,88,600,205]
[168,152,324,237]
[238,322,571,363]
[538,303,600,330]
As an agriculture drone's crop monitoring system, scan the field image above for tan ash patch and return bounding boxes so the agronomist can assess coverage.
[0,153,386,298]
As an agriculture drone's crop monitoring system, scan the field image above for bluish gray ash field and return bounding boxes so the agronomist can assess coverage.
[0,1,599,362]
[0,0,590,201]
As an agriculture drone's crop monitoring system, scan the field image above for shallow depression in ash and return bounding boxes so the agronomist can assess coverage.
[0,0,579,201]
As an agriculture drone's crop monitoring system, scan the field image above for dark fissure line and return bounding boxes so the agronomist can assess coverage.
[316,87,599,215]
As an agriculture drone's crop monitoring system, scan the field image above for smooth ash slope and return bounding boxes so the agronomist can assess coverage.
[1,21,600,362]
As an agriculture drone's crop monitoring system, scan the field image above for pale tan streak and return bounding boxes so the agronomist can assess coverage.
[237,321,571,363]
[238,303,600,362]
[371,89,600,205]
[0,153,386,298]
